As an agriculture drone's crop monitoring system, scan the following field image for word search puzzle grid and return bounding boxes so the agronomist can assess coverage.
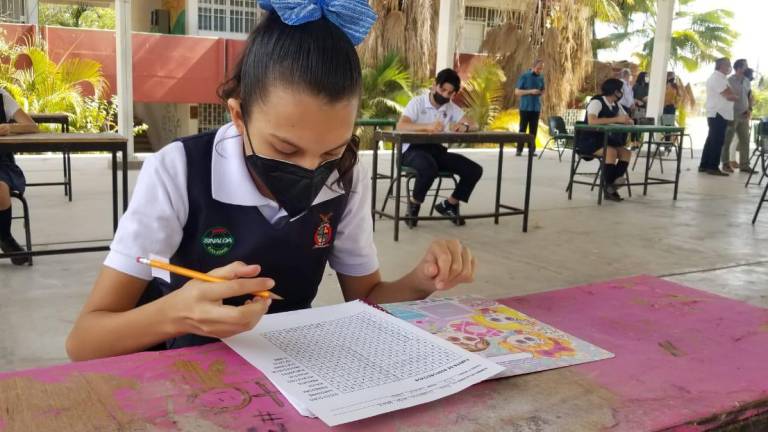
[262,310,461,393]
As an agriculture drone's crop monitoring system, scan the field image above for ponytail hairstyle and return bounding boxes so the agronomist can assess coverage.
[218,1,376,189]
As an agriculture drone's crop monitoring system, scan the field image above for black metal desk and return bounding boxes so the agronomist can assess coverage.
[0,133,128,259]
[372,131,534,241]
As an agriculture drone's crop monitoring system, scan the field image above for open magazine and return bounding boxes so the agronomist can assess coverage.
[382,295,614,378]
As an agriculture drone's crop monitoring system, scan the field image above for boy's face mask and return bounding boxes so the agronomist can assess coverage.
[241,117,341,219]
[432,92,451,106]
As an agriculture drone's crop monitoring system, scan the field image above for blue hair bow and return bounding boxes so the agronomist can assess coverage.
[258,0,377,45]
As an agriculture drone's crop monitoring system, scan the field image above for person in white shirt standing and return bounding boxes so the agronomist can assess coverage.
[396,69,480,227]
[618,69,635,115]
[699,58,739,176]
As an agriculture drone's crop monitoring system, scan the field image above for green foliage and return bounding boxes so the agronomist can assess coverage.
[39,3,115,30]
[461,58,506,129]
[753,78,768,118]
[633,8,737,72]
[593,0,737,73]
[360,52,413,120]
[0,34,144,135]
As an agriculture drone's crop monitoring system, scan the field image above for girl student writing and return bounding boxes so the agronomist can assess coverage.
[66,0,477,361]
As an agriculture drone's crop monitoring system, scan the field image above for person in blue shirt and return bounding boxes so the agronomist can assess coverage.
[514,59,545,156]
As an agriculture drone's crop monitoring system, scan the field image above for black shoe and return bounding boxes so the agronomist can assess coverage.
[698,167,706,173]
[516,152,523,157]
[705,169,729,176]
[405,202,420,229]
[434,201,466,226]
[603,185,623,202]
[1,236,31,266]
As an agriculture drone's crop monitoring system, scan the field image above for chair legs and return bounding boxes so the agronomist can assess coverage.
[753,180,768,224]
[540,138,568,162]
[9,191,33,266]
[383,172,457,221]
[429,177,443,216]
[538,138,553,160]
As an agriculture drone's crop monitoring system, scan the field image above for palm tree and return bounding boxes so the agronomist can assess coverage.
[461,57,506,129]
[593,0,737,72]
[0,36,108,131]
[633,6,738,72]
[360,52,413,119]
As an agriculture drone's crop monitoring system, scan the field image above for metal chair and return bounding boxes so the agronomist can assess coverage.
[745,119,768,188]
[539,116,573,162]
[9,190,32,266]
[380,166,458,221]
[566,122,632,200]
[631,117,679,174]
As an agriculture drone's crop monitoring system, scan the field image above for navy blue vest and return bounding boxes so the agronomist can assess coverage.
[576,96,622,155]
[138,131,350,349]
[0,92,14,165]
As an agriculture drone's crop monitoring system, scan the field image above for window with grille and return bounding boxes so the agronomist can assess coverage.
[464,6,523,29]
[198,103,230,133]
[0,0,25,23]
[199,0,259,35]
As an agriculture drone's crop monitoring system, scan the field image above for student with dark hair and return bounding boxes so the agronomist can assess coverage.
[514,59,545,156]
[66,1,477,361]
[396,68,481,227]
[576,78,634,202]
[632,71,649,115]
[0,87,38,265]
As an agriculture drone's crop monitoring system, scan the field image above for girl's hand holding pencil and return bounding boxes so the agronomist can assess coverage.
[138,259,280,339]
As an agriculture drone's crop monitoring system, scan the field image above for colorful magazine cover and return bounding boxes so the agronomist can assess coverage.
[382,296,614,377]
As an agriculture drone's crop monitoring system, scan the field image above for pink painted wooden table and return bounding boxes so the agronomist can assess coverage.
[1,275,767,431]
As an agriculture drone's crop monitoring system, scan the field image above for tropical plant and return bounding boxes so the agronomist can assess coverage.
[480,0,593,120]
[360,52,413,119]
[0,39,106,124]
[0,35,144,134]
[459,58,551,148]
[753,76,768,118]
[592,0,737,72]
[359,0,437,83]
[39,3,116,30]
[461,57,506,129]
[487,109,549,149]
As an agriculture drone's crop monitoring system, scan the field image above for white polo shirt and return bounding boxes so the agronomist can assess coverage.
[104,123,379,280]
[586,96,627,118]
[0,88,20,120]
[401,93,465,152]
[705,71,734,121]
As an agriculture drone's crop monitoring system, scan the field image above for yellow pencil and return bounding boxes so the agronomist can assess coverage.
[136,257,282,300]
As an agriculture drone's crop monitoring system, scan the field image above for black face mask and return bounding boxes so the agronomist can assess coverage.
[242,122,341,219]
[432,92,450,106]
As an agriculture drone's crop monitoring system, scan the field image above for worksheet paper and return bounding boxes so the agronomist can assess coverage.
[224,300,504,426]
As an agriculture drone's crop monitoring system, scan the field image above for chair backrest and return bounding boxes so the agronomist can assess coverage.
[759,118,768,136]
[637,117,655,126]
[548,116,568,135]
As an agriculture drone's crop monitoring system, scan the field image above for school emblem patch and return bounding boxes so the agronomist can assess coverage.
[313,213,334,249]
[201,227,234,256]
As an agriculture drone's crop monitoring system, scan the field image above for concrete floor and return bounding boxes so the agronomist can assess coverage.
[1,132,767,373]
